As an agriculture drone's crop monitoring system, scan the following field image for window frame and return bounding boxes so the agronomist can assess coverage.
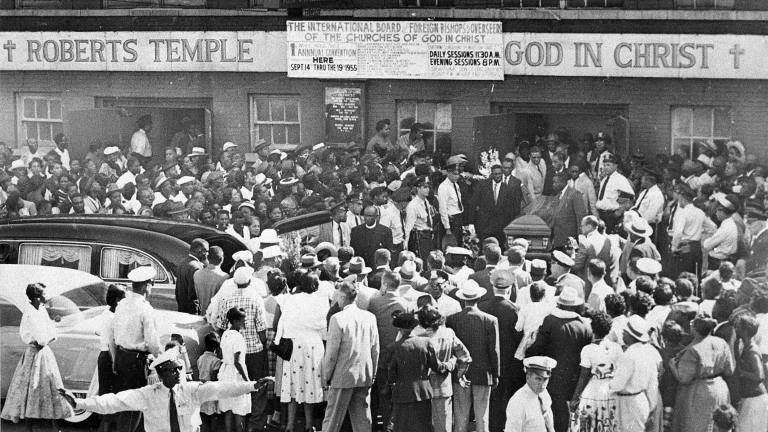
[670,105,732,159]
[16,92,64,149]
[250,95,302,152]
[395,100,453,152]
[17,242,92,273]
[99,246,170,284]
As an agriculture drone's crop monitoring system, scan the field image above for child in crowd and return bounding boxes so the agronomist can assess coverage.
[219,307,251,432]
[514,281,555,360]
[712,404,738,432]
[198,332,223,432]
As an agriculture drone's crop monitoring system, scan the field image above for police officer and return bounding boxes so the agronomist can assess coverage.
[505,356,557,432]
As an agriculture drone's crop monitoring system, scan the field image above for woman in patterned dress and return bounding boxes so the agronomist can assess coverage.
[570,312,622,432]
[0,283,73,430]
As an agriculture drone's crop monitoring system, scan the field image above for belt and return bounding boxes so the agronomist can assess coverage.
[616,391,642,396]
[413,229,433,234]
[117,346,150,355]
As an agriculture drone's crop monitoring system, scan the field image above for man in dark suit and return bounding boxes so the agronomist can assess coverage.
[469,164,519,248]
[175,238,208,314]
[446,280,500,432]
[478,270,523,432]
[470,244,501,303]
[366,248,391,290]
[550,172,588,250]
[351,205,394,272]
[543,153,568,196]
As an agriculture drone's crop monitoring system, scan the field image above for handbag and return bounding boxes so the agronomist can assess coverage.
[269,338,293,361]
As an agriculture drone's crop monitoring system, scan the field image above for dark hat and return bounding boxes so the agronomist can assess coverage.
[745,196,766,218]
[595,132,611,142]
[631,150,646,161]
[602,153,619,164]
[639,166,660,182]
[392,310,418,330]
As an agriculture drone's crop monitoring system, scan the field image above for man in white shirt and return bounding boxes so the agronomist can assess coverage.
[632,168,665,226]
[585,259,613,314]
[702,194,741,270]
[504,356,556,432]
[426,269,461,317]
[596,154,634,234]
[53,133,71,170]
[372,187,404,255]
[130,115,153,166]
[518,146,546,202]
[437,160,466,244]
[670,183,717,278]
[21,138,45,167]
[116,157,143,189]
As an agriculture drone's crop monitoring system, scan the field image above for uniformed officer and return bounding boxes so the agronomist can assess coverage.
[109,266,162,432]
[504,356,557,432]
[60,350,273,432]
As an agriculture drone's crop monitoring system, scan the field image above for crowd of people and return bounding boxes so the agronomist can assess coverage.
[1,114,768,432]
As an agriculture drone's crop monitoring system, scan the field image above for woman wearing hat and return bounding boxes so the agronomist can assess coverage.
[669,314,734,432]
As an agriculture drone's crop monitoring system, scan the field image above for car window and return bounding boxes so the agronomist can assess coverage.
[100,247,168,282]
[18,243,91,273]
[0,296,22,327]
[45,282,107,326]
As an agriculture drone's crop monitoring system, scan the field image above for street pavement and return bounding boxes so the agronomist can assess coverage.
[1,419,95,432]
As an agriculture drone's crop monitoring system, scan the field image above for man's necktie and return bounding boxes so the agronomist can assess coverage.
[454,182,463,212]
[598,173,612,200]
[633,189,648,211]
[425,199,432,229]
[356,215,362,225]
[669,202,678,229]
[493,182,500,204]
[536,164,543,177]
[539,395,554,432]
[169,389,181,432]
[337,223,344,246]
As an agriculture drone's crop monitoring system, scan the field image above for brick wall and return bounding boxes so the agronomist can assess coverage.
[2,71,767,160]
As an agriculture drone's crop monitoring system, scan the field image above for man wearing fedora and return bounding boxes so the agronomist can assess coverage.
[620,218,661,281]
[446,280,500,432]
[504,356,557,432]
[526,286,592,432]
[610,315,659,432]
[345,256,379,310]
[478,270,524,432]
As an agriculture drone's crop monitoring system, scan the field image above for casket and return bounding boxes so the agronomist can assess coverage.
[504,214,552,260]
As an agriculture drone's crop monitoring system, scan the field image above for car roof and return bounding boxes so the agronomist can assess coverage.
[0,223,190,267]
[272,210,332,234]
[6,215,245,247]
[0,264,105,308]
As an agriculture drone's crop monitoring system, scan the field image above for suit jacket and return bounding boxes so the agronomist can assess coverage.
[469,179,518,236]
[318,220,351,249]
[367,266,389,290]
[322,304,380,388]
[176,256,205,314]
[620,237,662,275]
[551,187,588,249]
[502,175,524,222]
[446,306,500,386]
[572,174,598,216]
[542,167,566,196]
[470,265,496,294]
[478,295,522,378]
[350,224,393,270]
[387,335,439,403]
[368,292,412,361]
[573,232,617,291]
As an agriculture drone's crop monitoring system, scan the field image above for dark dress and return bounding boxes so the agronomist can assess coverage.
[387,334,440,432]
[526,309,593,432]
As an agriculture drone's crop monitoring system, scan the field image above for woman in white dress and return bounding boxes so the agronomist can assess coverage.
[276,271,329,432]
[570,312,622,432]
[0,283,73,429]
[219,307,251,432]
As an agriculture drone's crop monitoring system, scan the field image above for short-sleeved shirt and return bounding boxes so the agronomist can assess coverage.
[217,291,267,354]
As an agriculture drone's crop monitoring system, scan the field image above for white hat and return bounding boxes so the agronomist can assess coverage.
[269,149,287,161]
[259,229,279,244]
[556,286,584,307]
[10,159,25,170]
[523,356,558,374]
[387,180,402,192]
[154,175,171,190]
[552,250,574,268]
[189,147,207,156]
[239,201,256,212]
[222,142,238,151]
[103,146,120,156]
[246,237,261,253]
[149,350,183,371]
[312,143,326,152]
[253,173,267,186]
[261,245,284,260]
[636,257,662,275]
[446,246,473,257]
[279,177,299,186]
[697,154,712,167]
[456,279,487,301]
[398,260,417,280]
[232,250,254,265]
[127,266,155,283]
[177,176,195,186]
[626,218,653,238]
[625,315,650,343]
[233,266,253,285]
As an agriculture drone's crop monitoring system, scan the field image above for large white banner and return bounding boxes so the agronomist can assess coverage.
[286,21,504,80]
[0,31,286,71]
[502,33,767,79]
